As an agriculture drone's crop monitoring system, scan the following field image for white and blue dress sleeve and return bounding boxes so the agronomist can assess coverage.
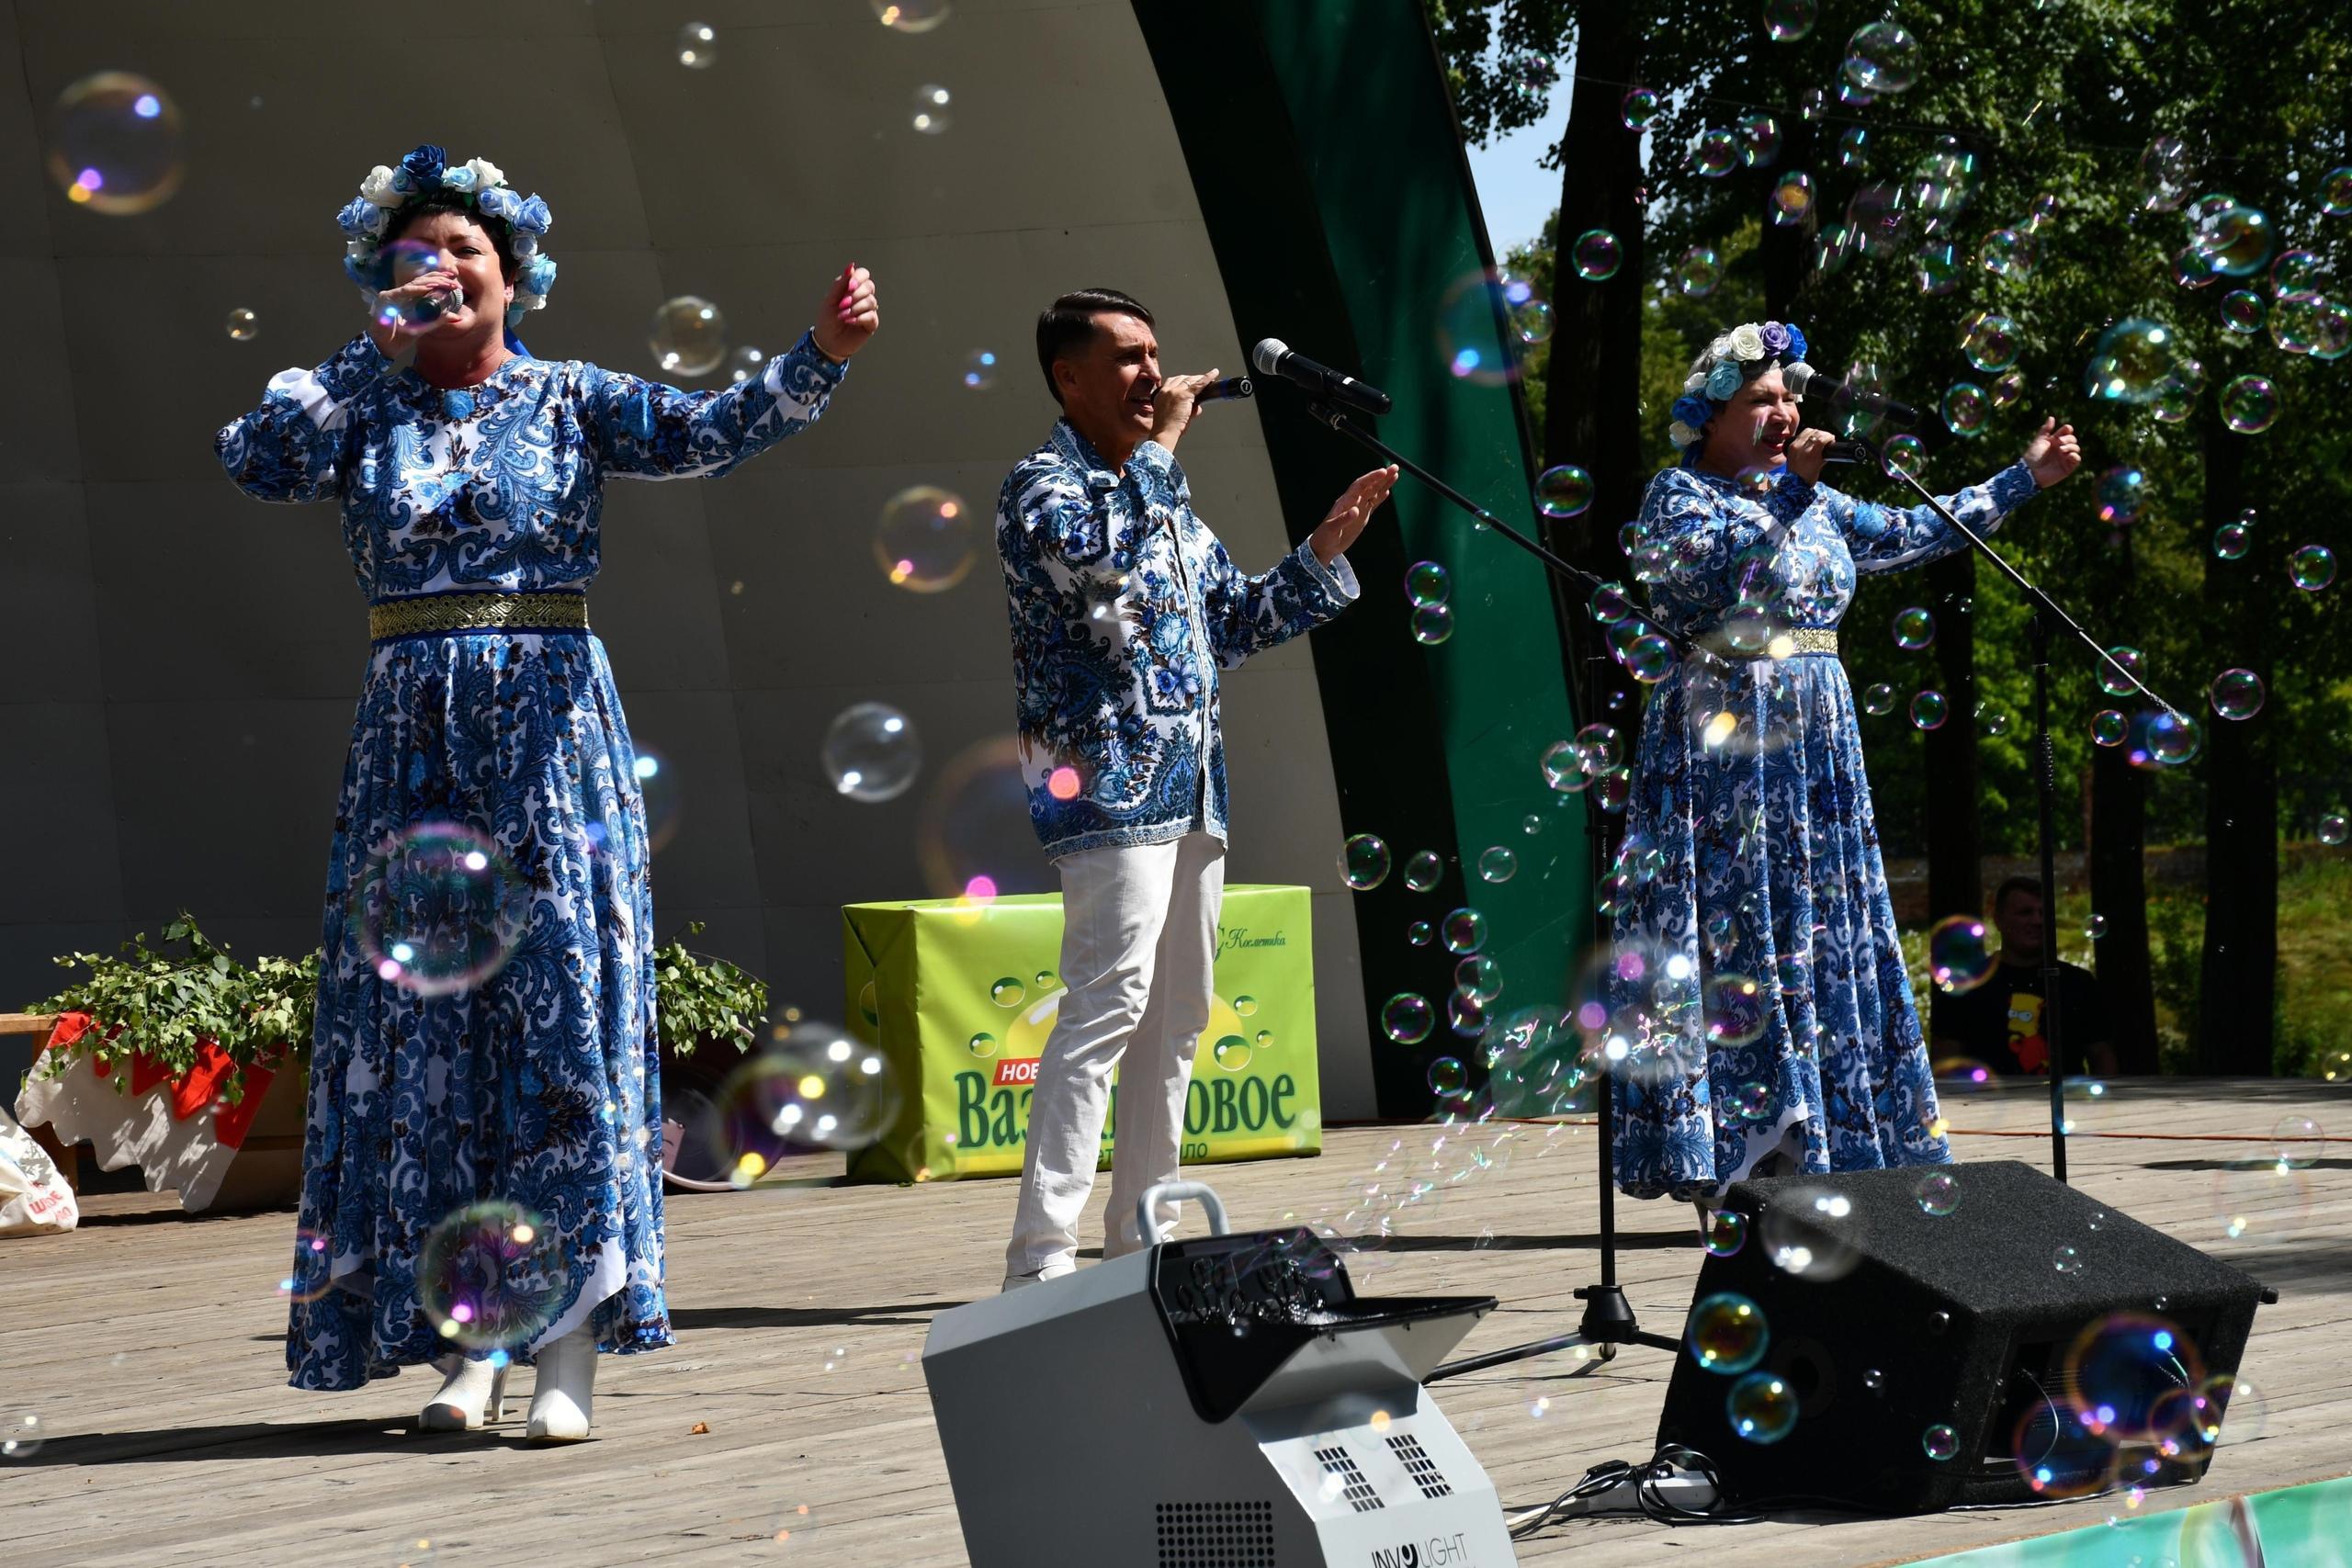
[585,331,848,479]
[1198,528,1359,670]
[214,334,395,502]
[1799,462,2041,574]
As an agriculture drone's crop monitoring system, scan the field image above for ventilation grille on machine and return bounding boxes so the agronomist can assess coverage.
[1154,1500,1276,1567]
[1385,1432,1453,1499]
[1313,1444,1385,1512]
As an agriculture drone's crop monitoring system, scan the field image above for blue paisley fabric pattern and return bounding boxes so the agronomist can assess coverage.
[218,332,844,1390]
[1611,460,2040,1201]
[999,420,1358,858]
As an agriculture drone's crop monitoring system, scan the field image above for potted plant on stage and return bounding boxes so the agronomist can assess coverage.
[651,921,772,1192]
[17,916,318,1213]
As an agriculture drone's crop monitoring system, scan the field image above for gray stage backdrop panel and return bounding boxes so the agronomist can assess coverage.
[0,0,1375,1120]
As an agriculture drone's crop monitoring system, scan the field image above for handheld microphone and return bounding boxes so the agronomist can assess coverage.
[1196,375,1254,402]
[1250,339,1394,416]
[1820,439,1875,464]
[1785,361,1921,426]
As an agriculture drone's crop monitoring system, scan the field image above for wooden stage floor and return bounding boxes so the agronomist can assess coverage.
[5,1078,2346,1566]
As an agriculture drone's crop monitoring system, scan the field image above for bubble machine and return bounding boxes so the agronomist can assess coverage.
[923,1183,1519,1567]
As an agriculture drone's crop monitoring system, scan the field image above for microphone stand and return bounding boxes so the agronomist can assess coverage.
[1843,431,2188,1186]
[1295,393,1686,1371]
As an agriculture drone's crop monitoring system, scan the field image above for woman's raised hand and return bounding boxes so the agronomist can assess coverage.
[2023,417,2082,489]
[363,265,461,354]
[811,264,879,363]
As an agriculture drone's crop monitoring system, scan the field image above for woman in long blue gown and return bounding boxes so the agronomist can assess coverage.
[216,145,879,1433]
[1608,320,2078,1202]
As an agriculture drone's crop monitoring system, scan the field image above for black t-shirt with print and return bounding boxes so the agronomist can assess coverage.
[1932,959,2109,1078]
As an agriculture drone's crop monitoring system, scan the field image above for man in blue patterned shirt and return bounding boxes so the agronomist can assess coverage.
[999,288,1396,1289]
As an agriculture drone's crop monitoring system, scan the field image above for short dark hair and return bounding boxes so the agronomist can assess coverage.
[1993,874,2043,911]
[385,191,518,282]
[1035,288,1154,405]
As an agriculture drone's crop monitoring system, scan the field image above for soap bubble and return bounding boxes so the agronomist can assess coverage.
[1427,1056,1466,1096]
[1677,246,1724,297]
[2082,319,2180,404]
[1893,606,1936,649]
[1510,294,1554,345]
[1442,908,1488,953]
[1727,1371,1799,1443]
[2218,375,2278,433]
[872,0,951,30]
[1989,371,2026,408]
[2097,646,2144,697]
[2191,203,2275,276]
[915,735,1049,901]
[2220,290,2266,334]
[1883,434,1927,478]
[2209,669,2264,720]
[2171,244,2219,289]
[1693,129,1740,178]
[873,485,975,592]
[1410,604,1454,645]
[910,85,953,134]
[277,1227,335,1304]
[1478,846,1518,884]
[2271,1113,2325,1168]
[1622,634,1674,682]
[2,1410,42,1460]
[1923,1424,1961,1461]
[821,702,921,802]
[1404,851,1444,891]
[1862,682,1897,716]
[1915,243,1962,297]
[1842,21,1919,94]
[1436,269,1531,386]
[2290,544,2336,590]
[1982,227,2038,280]
[2324,166,2352,216]
[1688,1292,1769,1374]
[46,72,186,215]
[1942,383,1987,436]
[1960,311,2020,372]
[1911,690,1949,730]
[1928,916,1994,993]
[2213,519,2252,559]
[1571,229,1621,281]
[1770,171,1815,226]
[1764,0,1816,40]
[714,1021,903,1161]
[1838,126,1869,170]
[418,1200,566,1350]
[2146,711,2200,768]
[1534,465,1594,517]
[1620,86,1659,130]
[958,349,999,389]
[1381,992,1434,1044]
[1406,560,1451,607]
[1703,974,1768,1046]
[1761,1184,1863,1280]
[351,822,530,998]
[2322,815,2349,847]
[675,21,717,67]
[2138,136,2196,211]
[1736,112,1782,168]
[724,345,766,386]
[1341,834,1391,891]
[1915,1170,1960,1216]
[2096,466,2147,525]
[1705,1210,1748,1257]
[650,297,728,378]
[225,308,258,342]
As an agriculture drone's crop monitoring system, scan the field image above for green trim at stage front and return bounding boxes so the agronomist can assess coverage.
[1905,1473,2352,1566]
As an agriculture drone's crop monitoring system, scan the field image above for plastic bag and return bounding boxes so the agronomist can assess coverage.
[0,1106,78,1235]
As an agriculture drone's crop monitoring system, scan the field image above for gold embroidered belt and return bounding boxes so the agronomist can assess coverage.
[1694,626,1840,661]
[368,592,591,641]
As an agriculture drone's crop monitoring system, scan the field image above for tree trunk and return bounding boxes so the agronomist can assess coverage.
[2089,735,2160,1074]
[1542,2,1645,782]
[1921,549,1983,926]
[2196,422,2278,1074]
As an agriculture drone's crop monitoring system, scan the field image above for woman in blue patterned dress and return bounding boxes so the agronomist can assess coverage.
[1607,321,2078,1203]
[217,145,878,1438]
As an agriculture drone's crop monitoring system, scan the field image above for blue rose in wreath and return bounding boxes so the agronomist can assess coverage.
[400,143,447,186]
[1704,360,1744,400]
[1670,393,1713,428]
[1758,321,1792,356]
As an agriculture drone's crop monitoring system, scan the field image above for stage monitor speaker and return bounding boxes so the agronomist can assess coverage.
[1657,1159,2269,1515]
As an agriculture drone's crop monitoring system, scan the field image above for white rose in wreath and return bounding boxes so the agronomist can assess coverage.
[359,164,401,208]
[1729,323,1766,361]
[464,156,505,191]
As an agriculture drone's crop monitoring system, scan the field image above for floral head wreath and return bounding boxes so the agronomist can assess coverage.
[334,144,556,333]
[1668,321,1811,457]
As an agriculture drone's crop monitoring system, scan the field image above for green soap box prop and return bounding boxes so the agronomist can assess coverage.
[842,886,1323,1183]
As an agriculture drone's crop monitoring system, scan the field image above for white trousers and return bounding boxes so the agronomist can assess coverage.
[1003,831,1227,1278]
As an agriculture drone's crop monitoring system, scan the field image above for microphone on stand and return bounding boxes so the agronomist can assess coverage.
[1785,361,1922,427]
[1250,339,1394,416]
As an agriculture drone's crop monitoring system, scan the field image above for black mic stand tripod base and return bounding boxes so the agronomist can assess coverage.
[1295,397,1683,1379]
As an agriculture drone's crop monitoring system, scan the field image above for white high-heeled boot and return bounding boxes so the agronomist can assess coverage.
[417,1354,510,1432]
[526,1324,597,1442]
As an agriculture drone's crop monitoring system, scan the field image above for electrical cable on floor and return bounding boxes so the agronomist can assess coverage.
[1506,1443,1759,1536]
